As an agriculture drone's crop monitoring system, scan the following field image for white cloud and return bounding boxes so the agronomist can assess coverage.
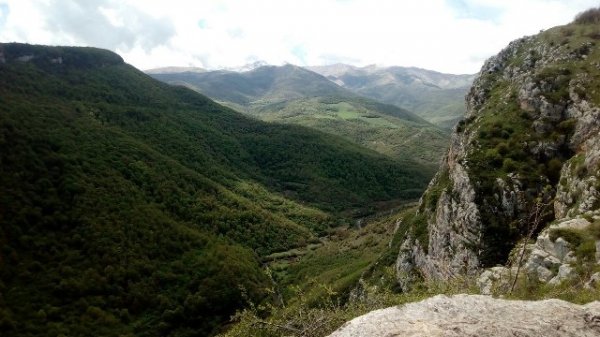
[0,0,598,73]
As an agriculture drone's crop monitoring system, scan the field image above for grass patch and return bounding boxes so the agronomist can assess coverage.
[245,96,449,171]
[420,169,451,212]
[549,222,600,261]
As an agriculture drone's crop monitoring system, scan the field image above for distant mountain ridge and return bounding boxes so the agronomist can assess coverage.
[149,64,449,168]
[307,64,476,129]
[152,64,351,106]
[307,64,474,89]
[144,66,205,74]
[224,60,269,72]
[149,63,473,130]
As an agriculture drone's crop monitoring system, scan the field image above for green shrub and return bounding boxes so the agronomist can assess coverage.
[549,228,584,245]
[589,222,600,239]
[545,158,563,183]
[421,170,450,212]
[576,239,597,261]
[485,149,503,168]
[557,118,577,134]
[502,158,518,172]
[496,142,509,156]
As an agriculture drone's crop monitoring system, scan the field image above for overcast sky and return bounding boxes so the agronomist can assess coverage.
[0,0,598,74]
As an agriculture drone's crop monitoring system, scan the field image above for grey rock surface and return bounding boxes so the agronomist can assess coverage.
[523,217,590,284]
[548,264,575,285]
[399,24,600,290]
[398,31,587,287]
[477,266,513,295]
[328,294,600,337]
[585,272,600,290]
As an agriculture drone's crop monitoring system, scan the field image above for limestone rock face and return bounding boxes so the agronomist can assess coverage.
[396,135,482,290]
[397,17,600,290]
[476,216,599,293]
[477,266,515,295]
[328,294,600,337]
[524,218,589,283]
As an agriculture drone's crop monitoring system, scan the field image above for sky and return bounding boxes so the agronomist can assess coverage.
[0,0,599,74]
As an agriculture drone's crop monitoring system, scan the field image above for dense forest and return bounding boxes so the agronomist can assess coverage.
[0,43,431,336]
[151,65,449,169]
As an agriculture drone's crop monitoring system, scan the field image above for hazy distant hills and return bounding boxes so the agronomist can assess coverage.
[308,64,476,129]
[150,64,449,169]
[151,64,350,107]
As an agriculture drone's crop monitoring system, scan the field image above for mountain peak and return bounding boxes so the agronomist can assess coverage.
[225,60,269,72]
[145,66,205,74]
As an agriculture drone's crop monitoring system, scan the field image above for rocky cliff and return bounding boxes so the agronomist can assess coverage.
[396,12,600,291]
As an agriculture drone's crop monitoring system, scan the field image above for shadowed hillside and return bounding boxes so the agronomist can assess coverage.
[0,43,431,336]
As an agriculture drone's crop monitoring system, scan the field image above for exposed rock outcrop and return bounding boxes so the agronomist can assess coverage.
[525,218,589,282]
[328,294,600,337]
[477,215,600,294]
[336,14,600,337]
[396,15,600,291]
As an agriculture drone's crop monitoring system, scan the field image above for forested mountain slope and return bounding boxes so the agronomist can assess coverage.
[0,43,431,336]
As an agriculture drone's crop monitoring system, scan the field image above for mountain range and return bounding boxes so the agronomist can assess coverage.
[149,63,475,129]
[149,64,450,169]
[307,64,475,129]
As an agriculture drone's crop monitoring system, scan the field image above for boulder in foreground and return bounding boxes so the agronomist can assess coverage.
[328,294,600,337]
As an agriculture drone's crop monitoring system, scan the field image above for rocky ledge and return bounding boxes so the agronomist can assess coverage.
[328,294,600,337]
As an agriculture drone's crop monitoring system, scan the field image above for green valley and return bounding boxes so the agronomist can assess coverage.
[3,2,600,337]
